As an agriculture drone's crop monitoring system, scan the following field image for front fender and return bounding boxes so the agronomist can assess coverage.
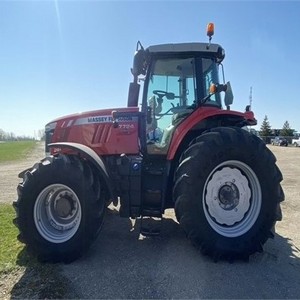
[49,142,117,204]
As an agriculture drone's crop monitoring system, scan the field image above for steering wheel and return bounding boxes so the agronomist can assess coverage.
[153,90,169,98]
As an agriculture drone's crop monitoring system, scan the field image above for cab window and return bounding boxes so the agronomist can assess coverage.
[145,57,196,154]
[202,58,221,106]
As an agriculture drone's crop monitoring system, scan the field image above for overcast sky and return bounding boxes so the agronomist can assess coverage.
[0,0,299,137]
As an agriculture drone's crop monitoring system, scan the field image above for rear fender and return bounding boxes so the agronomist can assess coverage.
[49,142,117,204]
[167,110,256,160]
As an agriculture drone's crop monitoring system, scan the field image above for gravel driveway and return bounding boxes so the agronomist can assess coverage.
[0,142,45,204]
[2,144,300,299]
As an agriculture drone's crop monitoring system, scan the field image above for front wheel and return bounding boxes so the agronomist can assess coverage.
[174,127,284,260]
[13,154,107,262]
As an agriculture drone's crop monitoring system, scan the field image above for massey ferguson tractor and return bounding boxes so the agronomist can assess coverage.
[13,24,284,262]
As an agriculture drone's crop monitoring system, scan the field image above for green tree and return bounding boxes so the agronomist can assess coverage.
[280,121,294,137]
[260,115,272,138]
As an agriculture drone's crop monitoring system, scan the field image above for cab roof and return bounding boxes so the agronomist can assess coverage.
[147,42,224,56]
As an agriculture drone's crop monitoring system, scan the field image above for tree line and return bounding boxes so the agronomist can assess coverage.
[0,128,36,141]
[259,115,297,143]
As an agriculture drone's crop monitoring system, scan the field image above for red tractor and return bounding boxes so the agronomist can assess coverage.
[14,24,284,262]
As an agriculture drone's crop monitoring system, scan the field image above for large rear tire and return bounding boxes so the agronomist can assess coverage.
[174,127,284,261]
[13,154,107,263]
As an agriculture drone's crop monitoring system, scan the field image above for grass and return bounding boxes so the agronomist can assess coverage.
[0,203,77,298]
[0,203,27,273]
[0,142,77,298]
[0,141,37,163]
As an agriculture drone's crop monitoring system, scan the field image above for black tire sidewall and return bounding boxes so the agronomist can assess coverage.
[18,156,97,261]
[174,127,280,257]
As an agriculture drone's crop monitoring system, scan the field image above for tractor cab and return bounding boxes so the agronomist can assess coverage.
[128,24,233,155]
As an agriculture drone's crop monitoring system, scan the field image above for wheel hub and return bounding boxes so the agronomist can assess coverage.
[205,166,251,226]
[218,182,239,210]
[34,184,82,243]
[54,193,75,218]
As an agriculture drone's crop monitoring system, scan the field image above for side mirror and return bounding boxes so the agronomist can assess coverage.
[131,49,147,77]
[224,81,234,107]
[127,82,140,107]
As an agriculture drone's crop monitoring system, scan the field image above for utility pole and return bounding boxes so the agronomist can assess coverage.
[249,86,253,110]
[249,86,252,110]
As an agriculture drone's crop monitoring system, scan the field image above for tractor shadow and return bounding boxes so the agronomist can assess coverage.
[10,248,80,299]
[10,206,300,299]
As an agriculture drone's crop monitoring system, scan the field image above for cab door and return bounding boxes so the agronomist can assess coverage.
[143,57,197,155]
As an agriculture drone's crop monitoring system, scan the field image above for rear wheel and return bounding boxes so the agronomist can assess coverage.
[174,127,284,260]
[13,154,107,263]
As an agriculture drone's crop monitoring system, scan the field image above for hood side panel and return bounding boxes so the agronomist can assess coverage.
[50,108,140,155]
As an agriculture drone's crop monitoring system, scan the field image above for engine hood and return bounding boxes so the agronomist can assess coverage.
[46,107,139,127]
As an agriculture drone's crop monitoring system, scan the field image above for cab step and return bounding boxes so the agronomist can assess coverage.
[140,216,162,236]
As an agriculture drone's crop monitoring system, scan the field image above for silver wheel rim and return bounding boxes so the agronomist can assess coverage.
[203,160,261,238]
[34,184,82,243]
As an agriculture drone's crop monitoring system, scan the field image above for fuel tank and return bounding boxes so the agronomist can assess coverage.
[45,107,140,156]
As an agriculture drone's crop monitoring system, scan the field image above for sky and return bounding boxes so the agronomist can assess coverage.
[0,0,300,137]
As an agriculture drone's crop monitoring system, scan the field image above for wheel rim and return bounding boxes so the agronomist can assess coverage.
[34,184,82,243]
[203,160,261,237]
